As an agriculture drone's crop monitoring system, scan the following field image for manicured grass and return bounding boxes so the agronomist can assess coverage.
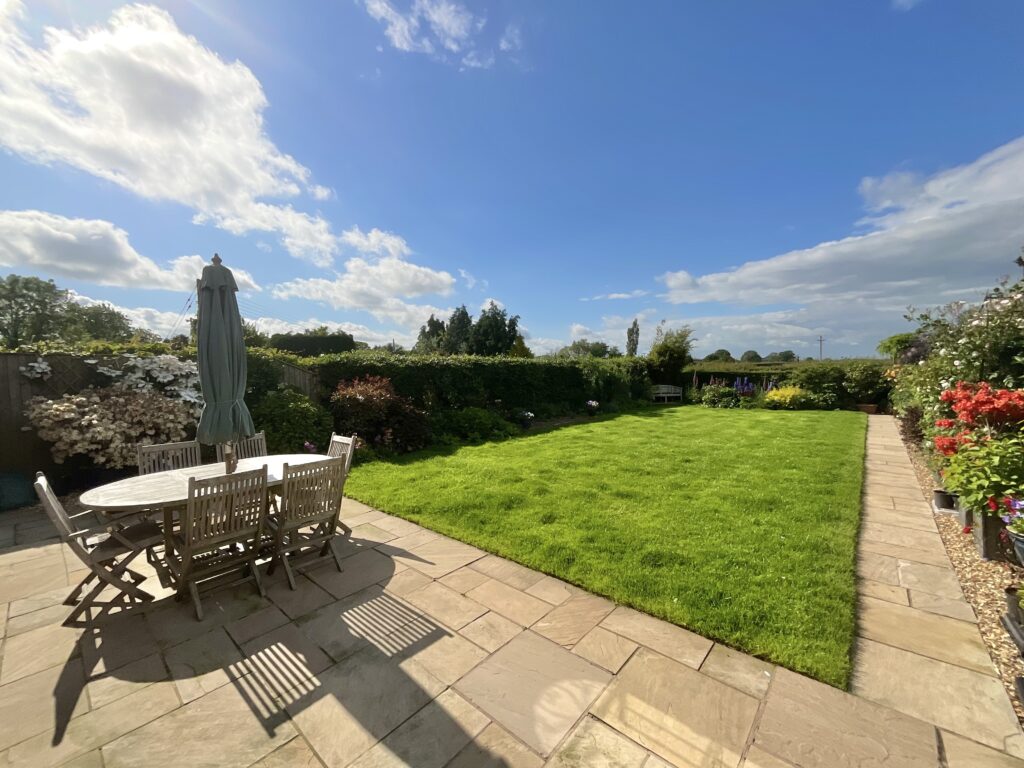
[347,406,866,687]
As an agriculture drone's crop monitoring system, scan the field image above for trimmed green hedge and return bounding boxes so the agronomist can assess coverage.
[303,351,651,414]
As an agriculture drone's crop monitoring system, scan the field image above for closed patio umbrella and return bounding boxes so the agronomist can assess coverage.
[196,253,254,471]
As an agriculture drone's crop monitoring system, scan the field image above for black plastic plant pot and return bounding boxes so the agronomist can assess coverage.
[933,489,956,511]
[1003,614,1024,656]
[1009,532,1024,567]
[1007,587,1022,626]
[957,500,974,529]
[974,513,1006,561]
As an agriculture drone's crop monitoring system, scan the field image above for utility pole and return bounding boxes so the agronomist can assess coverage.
[818,335,824,361]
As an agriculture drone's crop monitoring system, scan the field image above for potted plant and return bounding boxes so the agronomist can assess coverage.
[1002,498,1024,565]
[933,488,957,511]
[515,410,535,429]
[843,362,890,414]
[585,400,599,416]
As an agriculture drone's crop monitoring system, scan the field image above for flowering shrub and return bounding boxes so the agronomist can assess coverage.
[25,386,192,468]
[764,385,814,410]
[585,399,600,415]
[943,434,1024,516]
[252,386,333,454]
[700,385,740,409]
[19,358,51,380]
[92,354,203,417]
[330,376,430,453]
[939,381,1024,429]
[515,409,535,428]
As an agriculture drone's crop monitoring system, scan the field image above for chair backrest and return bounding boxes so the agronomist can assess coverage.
[34,472,93,567]
[279,457,347,526]
[327,433,357,473]
[183,466,268,550]
[216,431,268,463]
[138,439,202,476]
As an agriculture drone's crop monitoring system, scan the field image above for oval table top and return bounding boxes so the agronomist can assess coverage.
[79,453,330,513]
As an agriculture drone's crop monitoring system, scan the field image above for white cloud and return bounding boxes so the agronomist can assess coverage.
[458,268,487,290]
[0,210,260,292]
[480,297,504,311]
[658,136,1024,354]
[363,0,503,68]
[272,255,455,328]
[581,289,649,301]
[892,0,925,10]
[499,24,522,52]
[341,226,412,259]
[0,3,337,265]
[72,293,185,338]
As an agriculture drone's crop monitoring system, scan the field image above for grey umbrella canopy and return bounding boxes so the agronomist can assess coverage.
[196,254,255,447]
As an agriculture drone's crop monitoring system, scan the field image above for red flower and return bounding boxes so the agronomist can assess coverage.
[934,418,956,429]
[962,526,972,534]
[987,496,999,511]
[939,382,1024,428]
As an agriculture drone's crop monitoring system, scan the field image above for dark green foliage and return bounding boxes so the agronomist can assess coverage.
[414,315,446,354]
[251,386,333,454]
[647,324,694,386]
[842,361,891,406]
[431,407,519,443]
[330,375,430,453]
[508,335,534,358]
[763,350,798,362]
[703,349,735,363]
[876,332,918,362]
[626,318,639,357]
[700,384,740,408]
[0,275,69,347]
[269,327,356,356]
[244,348,285,408]
[740,350,762,362]
[469,302,520,356]
[556,339,622,358]
[442,306,473,354]
[242,321,270,348]
[306,351,651,415]
[63,302,135,343]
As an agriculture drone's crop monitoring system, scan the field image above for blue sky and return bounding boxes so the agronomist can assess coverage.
[1,0,1023,355]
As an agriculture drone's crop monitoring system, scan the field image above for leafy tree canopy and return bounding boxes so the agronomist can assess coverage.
[556,338,622,358]
[740,350,762,362]
[647,323,695,385]
[703,348,735,363]
[469,302,520,356]
[763,350,798,363]
[626,318,640,357]
[268,327,356,356]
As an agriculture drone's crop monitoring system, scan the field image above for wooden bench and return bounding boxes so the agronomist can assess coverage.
[651,384,684,403]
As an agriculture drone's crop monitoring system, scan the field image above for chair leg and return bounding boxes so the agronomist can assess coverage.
[281,552,297,591]
[188,581,203,621]
[251,558,266,598]
[65,572,97,605]
[329,538,345,572]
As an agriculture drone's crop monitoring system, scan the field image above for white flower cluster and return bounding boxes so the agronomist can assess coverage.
[19,358,51,381]
[24,386,193,468]
[91,354,203,418]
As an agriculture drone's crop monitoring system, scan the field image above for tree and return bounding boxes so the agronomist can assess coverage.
[441,306,473,355]
[876,332,919,363]
[626,318,640,357]
[508,334,534,358]
[703,348,735,363]
[242,321,270,348]
[0,274,69,348]
[61,302,135,342]
[740,350,762,362]
[413,314,446,354]
[764,350,798,363]
[556,339,622,358]
[469,302,520,356]
[269,327,356,355]
[647,323,694,385]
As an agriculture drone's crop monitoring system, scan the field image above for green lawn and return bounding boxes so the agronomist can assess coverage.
[347,406,866,687]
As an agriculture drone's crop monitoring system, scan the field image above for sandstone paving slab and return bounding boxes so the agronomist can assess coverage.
[860,522,945,553]
[144,585,269,649]
[545,716,648,768]
[348,688,489,768]
[240,621,335,701]
[304,548,395,603]
[600,607,712,669]
[466,579,553,627]
[460,611,524,653]
[447,722,543,768]
[740,747,795,767]
[102,677,295,768]
[862,508,937,532]
[942,731,1024,767]
[591,648,758,768]
[248,736,322,768]
[382,527,441,553]
[897,560,966,599]
[526,576,577,606]
[379,567,432,597]
[61,750,104,768]
[402,628,488,685]
[852,638,1024,757]
[85,652,169,709]
[0,559,68,606]
[79,613,162,677]
[285,642,447,767]
[532,593,615,647]
[0,660,89,751]
[225,604,291,646]
[5,680,180,768]
[371,514,424,537]
[855,552,899,586]
[699,644,774,699]
[440,566,491,594]
[340,497,379,520]
[7,584,72,617]
[469,554,546,591]
[756,666,937,768]
[348,522,398,545]
[857,579,908,605]
[858,596,994,675]
[860,539,951,567]
[643,756,675,768]
[165,627,246,703]
[909,590,977,622]
[4,602,69,636]
[0,620,82,684]
[455,631,610,756]
[403,581,488,630]
[572,626,638,674]
[385,536,485,579]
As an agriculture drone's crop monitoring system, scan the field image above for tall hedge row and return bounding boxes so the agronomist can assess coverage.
[302,351,651,413]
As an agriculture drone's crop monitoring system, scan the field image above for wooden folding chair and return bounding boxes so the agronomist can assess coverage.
[216,431,268,462]
[165,466,269,621]
[34,473,162,625]
[327,433,357,473]
[137,439,202,475]
[267,457,348,590]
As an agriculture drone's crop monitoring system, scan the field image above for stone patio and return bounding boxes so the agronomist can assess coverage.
[0,415,1022,766]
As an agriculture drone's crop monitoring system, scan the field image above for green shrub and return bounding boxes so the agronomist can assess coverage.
[252,386,333,454]
[245,349,285,408]
[330,375,430,453]
[944,434,1024,514]
[842,361,891,406]
[700,385,740,408]
[432,407,518,443]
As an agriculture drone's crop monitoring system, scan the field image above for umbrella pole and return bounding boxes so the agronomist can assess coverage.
[223,442,238,474]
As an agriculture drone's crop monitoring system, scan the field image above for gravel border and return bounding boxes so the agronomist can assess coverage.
[898,423,1024,726]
